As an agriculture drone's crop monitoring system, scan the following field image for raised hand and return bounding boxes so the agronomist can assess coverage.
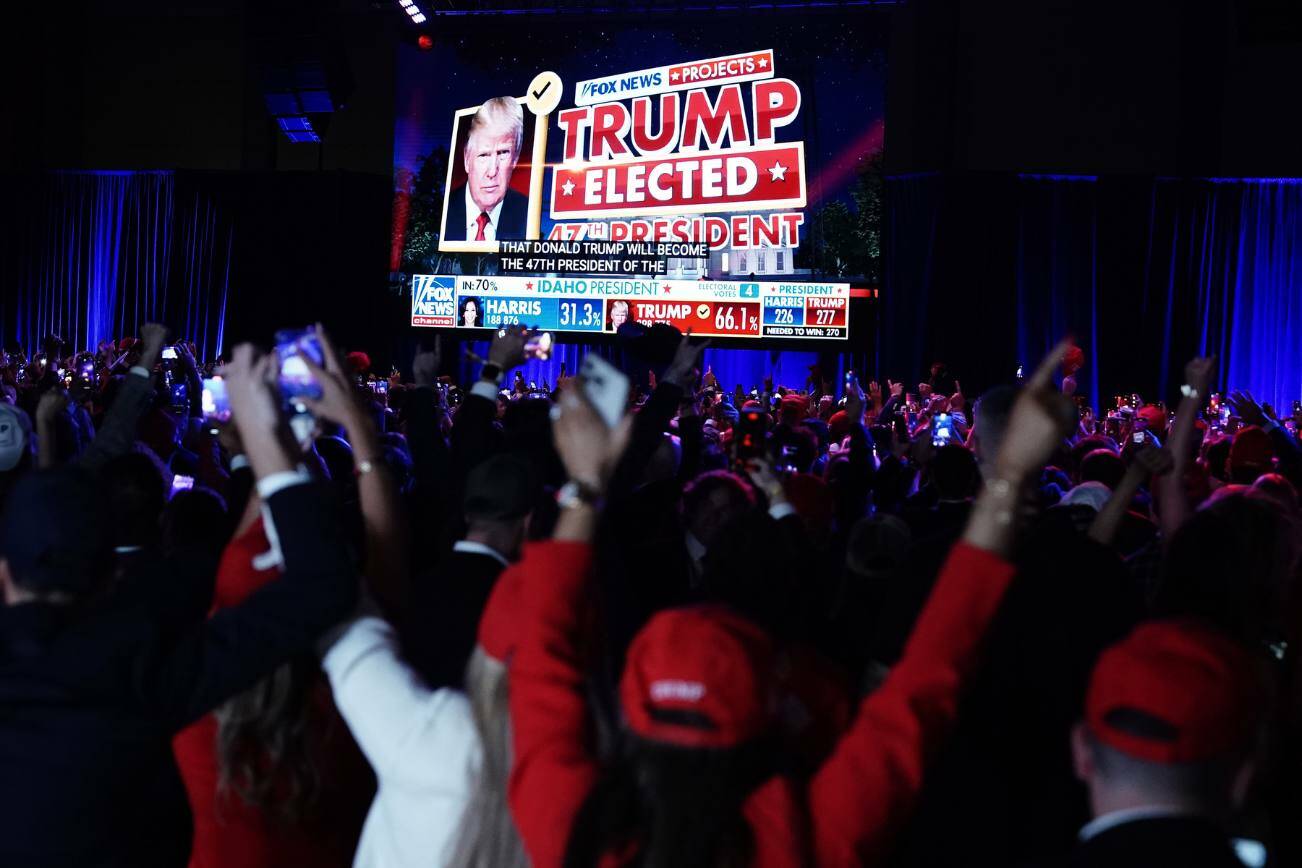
[744,456,788,507]
[845,377,866,423]
[949,380,966,412]
[487,325,528,370]
[664,332,711,389]
[1184,356,1215,396]
[991,339,1077,483]
[918,382,933,399]
[174,342,199,378]
[1227,390,1267,428]
[298,326,367,430]
[412,335,442,387]
[139,323,168,353]
[1132,444,1175,478]
[888,379,904,398]
[137,322,168,370]
[36,390,67,426]
[551,385,634,492]
[963,340,1075,555]
[222,346,280,434]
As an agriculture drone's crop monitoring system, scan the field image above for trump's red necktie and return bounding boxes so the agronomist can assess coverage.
[475,212,490,241]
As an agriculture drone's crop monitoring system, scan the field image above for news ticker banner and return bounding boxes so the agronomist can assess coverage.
[411,274,850,340]
[498,240,709,276]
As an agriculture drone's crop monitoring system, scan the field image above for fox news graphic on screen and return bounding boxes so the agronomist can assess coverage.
[392,12,885,341]
[412,274,850,339]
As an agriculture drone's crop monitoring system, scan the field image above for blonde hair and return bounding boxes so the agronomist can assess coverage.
[465,96,524,162]
[444,647,529,868]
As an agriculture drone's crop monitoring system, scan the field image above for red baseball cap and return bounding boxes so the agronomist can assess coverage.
[1229,426,1274,475]
[620,605,775,749]
[1062,345,1085,376]
[780,394,808,421]
[1086,620,1263,764]
[828,410,851,444]
[478,563,527,663]
[783,473,835,542]
[1135,404,1167,434]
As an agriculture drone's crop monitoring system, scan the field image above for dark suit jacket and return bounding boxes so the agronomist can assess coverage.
[444,185,529,241]
[404,547,508,690]
[0,483,357,868]
[1070,816,1246,868]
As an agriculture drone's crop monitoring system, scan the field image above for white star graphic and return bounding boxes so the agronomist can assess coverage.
[670,70,680,81]
[561,179,576,196]
[768,162,787,182]
[758,57,768,69]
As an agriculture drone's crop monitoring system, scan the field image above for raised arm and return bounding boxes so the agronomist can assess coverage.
[1089,445,1173,548]
[452,327,523,471]
[808,340,1077,867]
[509,385,632,868]
[142,344,357,730]
[79,323,167,472]
[301,324,409,615]
[609,334,707,497]
[1157,357,1212,542]
[321,615,477,785]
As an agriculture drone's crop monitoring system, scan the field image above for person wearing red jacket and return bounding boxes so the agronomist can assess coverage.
[507,343,1078,868]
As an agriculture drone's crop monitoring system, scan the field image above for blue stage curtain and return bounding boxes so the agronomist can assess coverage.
[1014,175,1101,412]
[1,171,232,360]
[884,173,1302,410]
[881,172,942,386]
[1146,178,1302,411]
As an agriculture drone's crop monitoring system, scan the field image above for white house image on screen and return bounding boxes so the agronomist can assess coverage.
[663,209,804,279]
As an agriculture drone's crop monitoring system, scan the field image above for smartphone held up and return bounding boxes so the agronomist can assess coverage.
[274,328,326,407]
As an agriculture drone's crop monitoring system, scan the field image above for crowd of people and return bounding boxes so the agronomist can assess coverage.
[0,320,1298,868]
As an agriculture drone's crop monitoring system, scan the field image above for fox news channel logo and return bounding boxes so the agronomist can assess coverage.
[412,275,456,321]
[576,71,664,103]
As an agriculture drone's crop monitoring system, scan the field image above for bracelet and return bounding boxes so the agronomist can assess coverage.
[556,479,604,511]
[1180,384,1200,400]
[355,458,380,477]
[983,477,1019,526]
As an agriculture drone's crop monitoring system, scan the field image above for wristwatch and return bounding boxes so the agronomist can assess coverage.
[556,479,604,510]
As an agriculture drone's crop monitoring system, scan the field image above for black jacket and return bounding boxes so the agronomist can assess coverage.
[1069,816,1247,868]
[444,186,529,241]
[404,546,508,690]
[0,482,357,868]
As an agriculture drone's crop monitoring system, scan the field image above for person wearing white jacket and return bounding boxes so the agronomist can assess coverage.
[321,563,530,868]
[322,615,480,867]
[307,325,529,868]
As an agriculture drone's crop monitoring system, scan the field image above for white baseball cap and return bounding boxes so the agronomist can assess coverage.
[0,404,33,472]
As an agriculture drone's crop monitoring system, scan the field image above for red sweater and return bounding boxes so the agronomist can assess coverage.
[172,519,372,868]
[507,539,1016,868]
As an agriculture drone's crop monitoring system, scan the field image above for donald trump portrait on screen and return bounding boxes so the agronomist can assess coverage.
[444,96,529,242]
